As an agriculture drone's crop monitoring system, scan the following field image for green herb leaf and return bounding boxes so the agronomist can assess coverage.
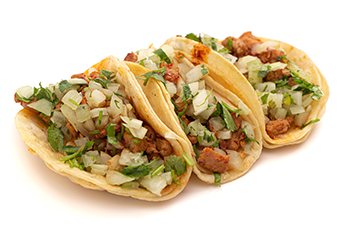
[100,69,115,80]
[58,80,73,93]
[106,124,119,145]
[214,172,221,186]
[47,125,64,152]
[139,67,166,86]
[165,155,187,176]
[185,33,201,42]
[220,102,238,131]
[242,127,260,145]
[153,48,171,64]
[301,118,320,130]
[181,83,192,101]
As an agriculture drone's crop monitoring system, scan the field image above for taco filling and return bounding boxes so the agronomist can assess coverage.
[183,32,324,139]
[125,45,259,184]
[14,69,190,196]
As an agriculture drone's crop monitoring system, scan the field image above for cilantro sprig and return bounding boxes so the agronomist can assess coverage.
[136,67,166,86]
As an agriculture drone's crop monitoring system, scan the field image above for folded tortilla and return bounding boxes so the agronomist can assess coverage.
[125,50,262,184]
[163,34,329,148]
[15,55,192,201]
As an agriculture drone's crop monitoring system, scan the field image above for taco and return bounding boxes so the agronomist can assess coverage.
[163,32,329,148]
[14,55,193,201]
[124,45,262,184]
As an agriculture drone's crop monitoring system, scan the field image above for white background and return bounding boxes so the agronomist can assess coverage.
[2,1,349,232]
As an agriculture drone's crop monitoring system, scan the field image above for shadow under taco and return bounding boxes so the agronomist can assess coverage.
[124,44,262,185]
[14,55,192,201]
[162,32,329,148]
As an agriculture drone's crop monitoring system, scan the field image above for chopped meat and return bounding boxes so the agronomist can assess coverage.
[231,112,243,129]
[124,52,138,62]
[222,36,249,58]
[288,77,298,87]
[191,43,211,64]
[89,71,101,80]
[144,124,156,142]
[219,129,246,151]
[257,47,285,64]
[266,116,294,139]
[264,69,290,82]
[156,138,172,157]
[197,147,230,173]
[187,135,198,144]
[238,31,262,52]
[123,132,147,153]
[146,142,159,154]
[71,73,87,80]
[160,62,180,84]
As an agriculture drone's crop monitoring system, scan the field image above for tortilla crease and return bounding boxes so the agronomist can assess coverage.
[125,60,262,184]
[163,36,329,148]
[15,55,192,201]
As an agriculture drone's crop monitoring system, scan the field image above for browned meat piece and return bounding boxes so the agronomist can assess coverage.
[124,52,138,62]
[231,112,243,129]
[220,129,246,151]
[264,69,290,82]
[239,31,262,52]
[288,77,298,87]
[156,138,172,157]
[144,124,156,142]
[89,71,101,80]
[266,117,294,139]
[187,135,198,144]
[123,132,147,153]
[258,48,285,63]
[222,36,248,58]
[160,62,180,84]
[146,142,159,154]
[197,147,230,173]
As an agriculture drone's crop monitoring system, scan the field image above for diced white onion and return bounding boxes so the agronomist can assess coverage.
[291,91,303,106]
[107,83,120,92]
[199,103,216,120]
[28,98,52,116]
[75,104,91,122]
[165,81,177,97]
[89,81,103,91]
[209,116,225,131]
[60,104,78,131]
[238,101,251,115]
[302,96,313,108]
[287,62,312,82]
[160,44,175,59]
[255,82,276,92]
[217,129,232,140]
[90,108,108,118]
[267,93,284,108]
[51,110,66,128]
[75,137,89,147]
[188,119,207,136]
[186,65,209,83]
[82,151,99,167]
[227,150,244,171]
[274,107,287,120]
[294,110,311,126]
[110,94,124,118]
[188,81,199,96]
[100,151,112,165]
[106,170,134,185]
[121,116,142,129]
[67,79,88,85]
[91,89,106,107]
[16,85,34,99]
[241,121,255,139]
[214,148,226,155]
[62,90,82,110]
[161,172,173,185]
[192,89,209,115]
[140,175,167,196]
[290,105,305,115]
[90,164,108,176]
[119,149,147,167]
[268,62,287,71]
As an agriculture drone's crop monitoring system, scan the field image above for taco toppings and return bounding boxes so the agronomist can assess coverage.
[183,32,324,139]
[125,45,259,184]
[14,68,190,196]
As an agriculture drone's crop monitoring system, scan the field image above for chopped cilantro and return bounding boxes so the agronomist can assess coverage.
[185,33,201,42]
[165,155,187,176]
[153,48,171,64]
[47,125,64,152]
[137,67,166,86]
[301,118,320,130]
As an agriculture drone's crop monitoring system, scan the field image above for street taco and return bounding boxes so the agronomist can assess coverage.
[124,45,262,184]
[14,55,193,201]
[163,32,329,148]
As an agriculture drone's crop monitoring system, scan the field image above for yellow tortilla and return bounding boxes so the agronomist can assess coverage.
[163,36,329,148]
[15,55,192,201]
[126,56,262,184]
